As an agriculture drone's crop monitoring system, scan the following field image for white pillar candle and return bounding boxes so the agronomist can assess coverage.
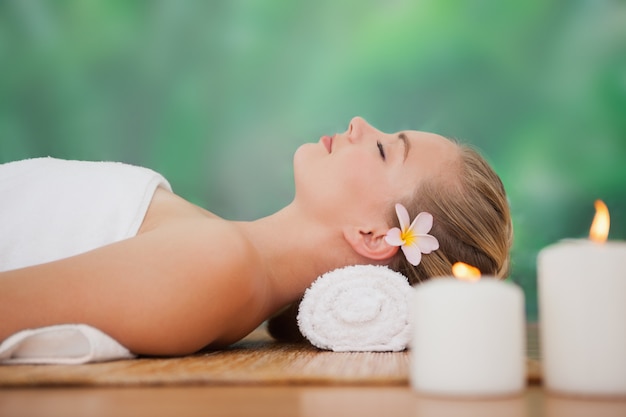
[410,278,526,397]
[538,240,626,396]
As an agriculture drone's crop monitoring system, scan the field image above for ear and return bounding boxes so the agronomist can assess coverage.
[343,226,399,261]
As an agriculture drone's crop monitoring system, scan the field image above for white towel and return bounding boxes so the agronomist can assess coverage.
[297,265,412,352]
[0,157,171,272]
[0,324,135,365]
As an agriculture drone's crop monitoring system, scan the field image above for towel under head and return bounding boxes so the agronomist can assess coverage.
[297,265,412,352]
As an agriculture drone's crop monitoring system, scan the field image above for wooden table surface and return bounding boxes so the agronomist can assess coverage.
[1,323,625,417]
[2,385,626,417]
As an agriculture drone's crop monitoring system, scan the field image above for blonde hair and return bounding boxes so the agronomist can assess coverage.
[389,144,512,285]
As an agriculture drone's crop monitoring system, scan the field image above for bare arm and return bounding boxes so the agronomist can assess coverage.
[0,219,268,356]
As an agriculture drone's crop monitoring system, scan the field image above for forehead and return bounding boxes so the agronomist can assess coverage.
[404,130,458,158]
[401,130,460,178]
[404,129,454,146]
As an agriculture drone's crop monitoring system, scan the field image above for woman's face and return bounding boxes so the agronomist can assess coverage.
[293,116,459,228]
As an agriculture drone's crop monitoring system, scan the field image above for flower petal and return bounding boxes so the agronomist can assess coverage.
[412,212,434,234]
[384,227,404,246]
[401,244,423,266]
[395,203,410,231]
[417,234,440,253]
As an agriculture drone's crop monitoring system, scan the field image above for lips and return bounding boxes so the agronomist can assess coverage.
[321,135,333,153]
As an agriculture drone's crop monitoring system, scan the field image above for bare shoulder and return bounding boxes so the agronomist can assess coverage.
[139,187,262,296]
[137,187,262,301]
[137,217,268,349]
[175,218,260,282]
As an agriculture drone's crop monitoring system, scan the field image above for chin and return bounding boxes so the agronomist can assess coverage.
[292,143,316,174]
[292,144,325,204]
[292,146,307,189]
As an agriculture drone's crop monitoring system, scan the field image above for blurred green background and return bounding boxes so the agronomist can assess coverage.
[1,0,625,320]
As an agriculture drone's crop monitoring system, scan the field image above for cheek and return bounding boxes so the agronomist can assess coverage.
[337,159,386,201]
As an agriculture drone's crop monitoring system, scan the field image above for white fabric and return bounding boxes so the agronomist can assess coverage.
[0,324,135,365]
[0,157,171,272]
[0,157,171,364]
[297,265,412,352]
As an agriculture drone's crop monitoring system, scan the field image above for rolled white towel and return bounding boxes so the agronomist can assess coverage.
[297,265,412,352]
[0,324,135,365]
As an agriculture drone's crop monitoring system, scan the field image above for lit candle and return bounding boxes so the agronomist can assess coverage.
[410,263,526,397]
[538,200,626,397]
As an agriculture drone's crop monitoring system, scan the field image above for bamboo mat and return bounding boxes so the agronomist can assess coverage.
[0,324,541,388]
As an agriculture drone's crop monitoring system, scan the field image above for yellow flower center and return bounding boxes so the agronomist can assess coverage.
[401,228,416,246]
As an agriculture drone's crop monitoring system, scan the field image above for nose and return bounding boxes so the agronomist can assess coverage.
[347,116,374,143]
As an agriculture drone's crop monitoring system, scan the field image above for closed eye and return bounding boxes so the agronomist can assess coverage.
[377,141,386,161]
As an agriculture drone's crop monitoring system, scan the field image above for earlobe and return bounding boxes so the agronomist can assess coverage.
[343,227,399,261]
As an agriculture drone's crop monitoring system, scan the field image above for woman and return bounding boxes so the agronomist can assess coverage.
[0,117,512,356]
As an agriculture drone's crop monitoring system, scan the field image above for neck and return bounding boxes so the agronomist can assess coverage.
[234,202,358,311]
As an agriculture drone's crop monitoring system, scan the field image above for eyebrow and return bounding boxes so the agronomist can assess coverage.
[398,133,410,162]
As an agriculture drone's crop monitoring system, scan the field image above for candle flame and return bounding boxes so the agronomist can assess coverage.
[589,200,610,243]
[452,262,481,282]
